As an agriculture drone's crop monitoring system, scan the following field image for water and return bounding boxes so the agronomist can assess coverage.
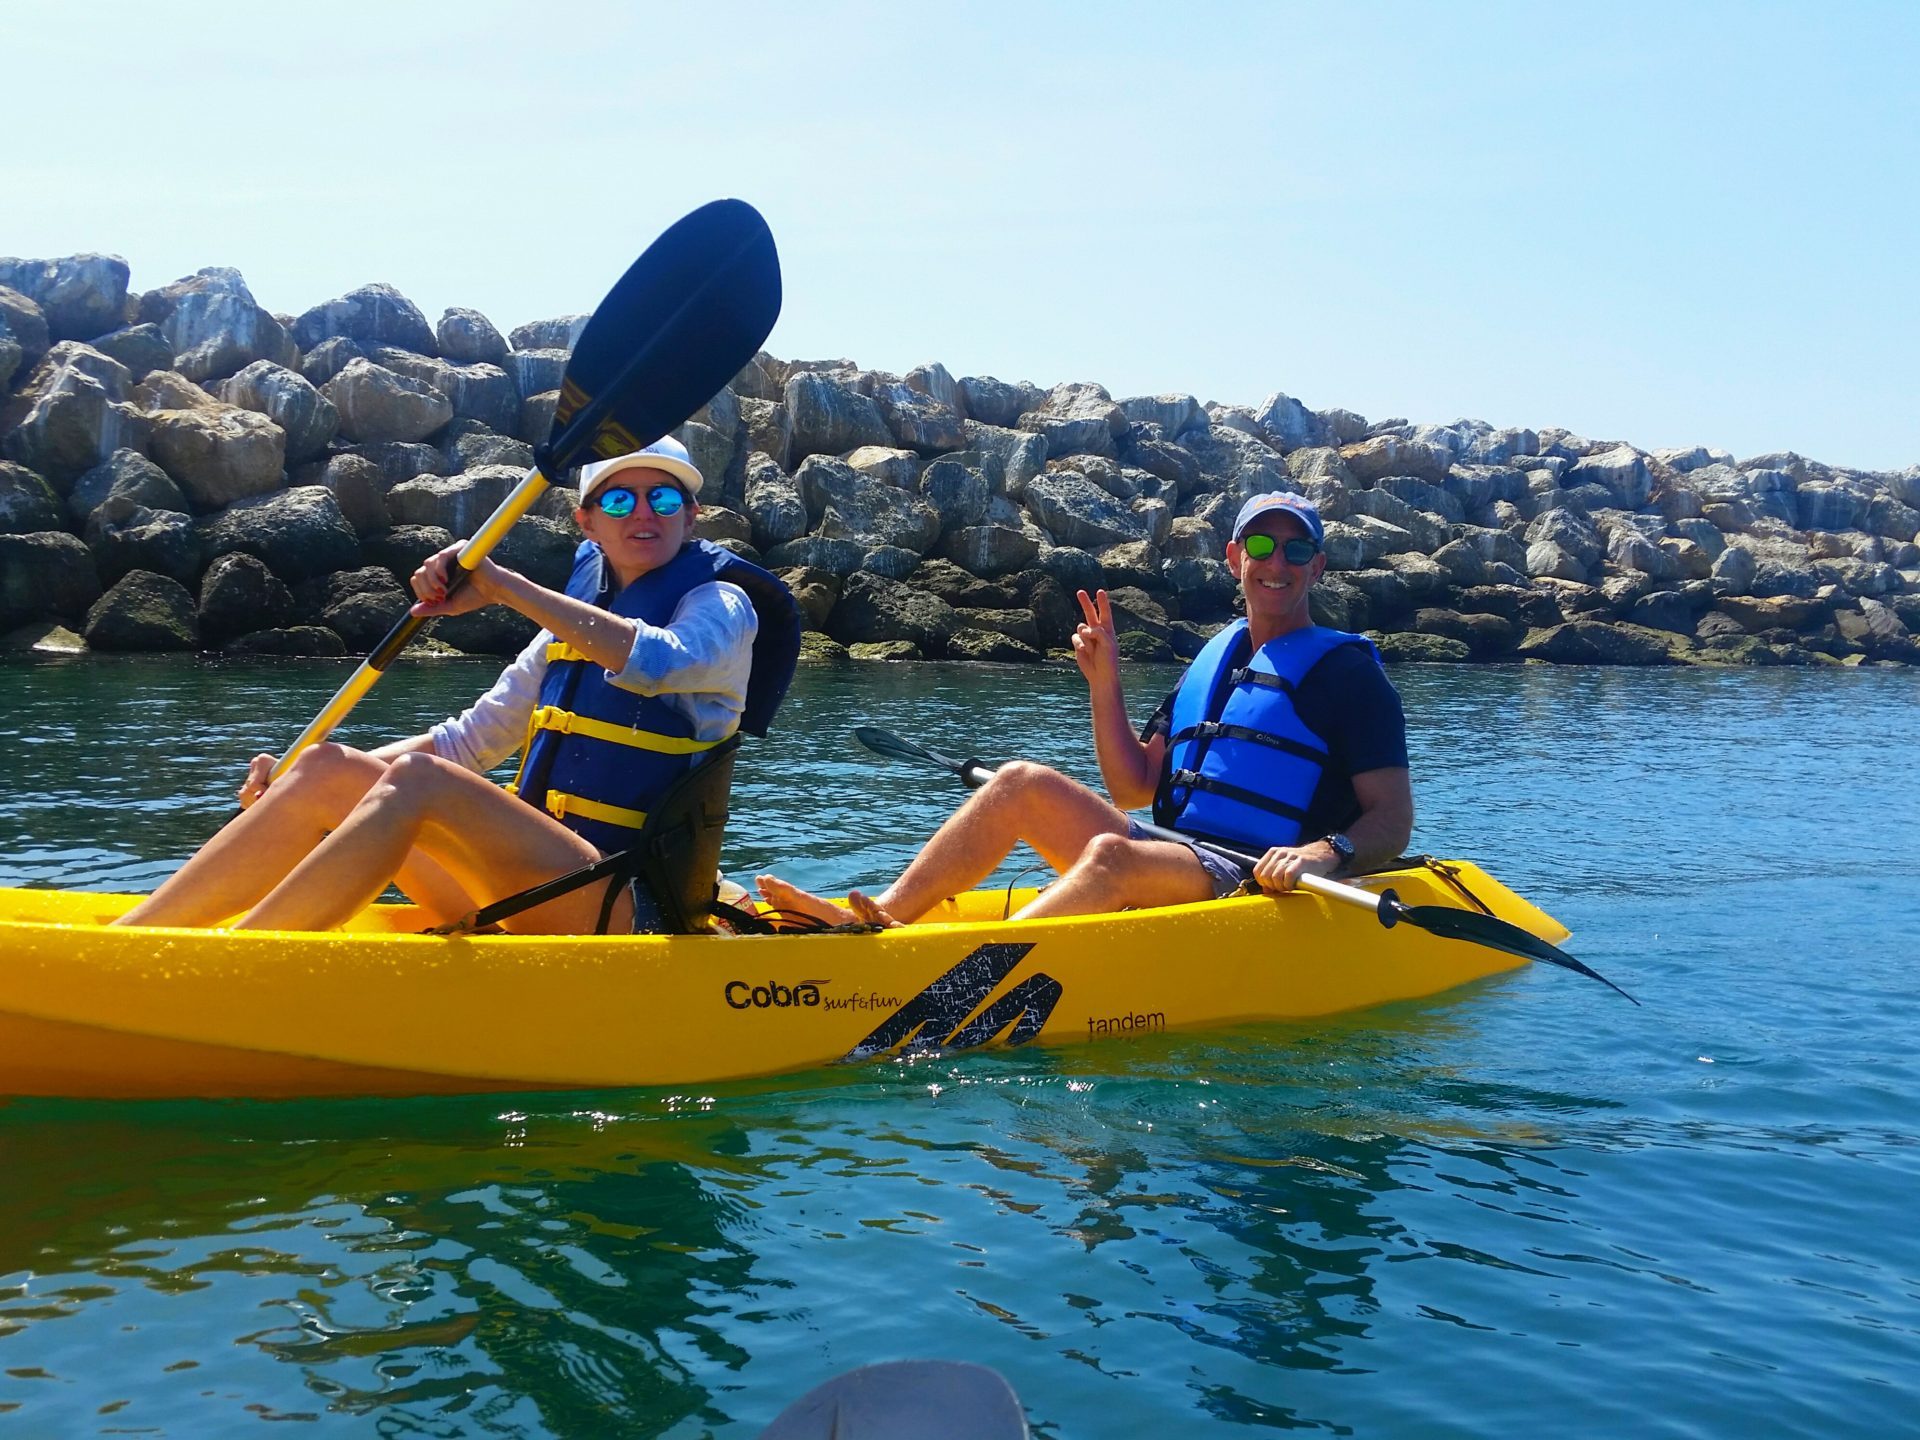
[1,653,1917,1437]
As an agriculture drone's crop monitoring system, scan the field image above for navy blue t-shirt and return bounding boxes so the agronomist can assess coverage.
[1139,637,1409,839]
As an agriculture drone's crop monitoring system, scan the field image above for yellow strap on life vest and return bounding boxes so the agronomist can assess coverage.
[527,705,730,755]
[541,790,649,830]
[545,641,591,664]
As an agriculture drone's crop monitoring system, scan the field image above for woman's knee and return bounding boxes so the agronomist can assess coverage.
[375,750,460,803]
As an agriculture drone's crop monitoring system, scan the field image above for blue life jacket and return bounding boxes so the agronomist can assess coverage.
[1153,619,1379,853]
[511,539,801,854]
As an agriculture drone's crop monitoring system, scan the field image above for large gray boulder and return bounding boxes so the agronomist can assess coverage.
[64,448,185,525]
[385,463,522,536]
[1321,515,1416,571]
[195,486,360,582]
[301,337,365,387]
[505,348,568,398]
[739,397,793,470]
[826,571,960,652]
[1569,445,1652,509]
[436,307,510,365]
[1524,505,1604,569]
[1517,620,1678,666]
[937,523,1040,578]
[1017,382,1126,459]
[508,315,587,351]
[88,323,174,382]
[86,502,200,586]
[84,570,199,651]
[956,374,1042,429]
[873,380,966,453]
[138,269,299,382]
[1120,394,1205,437]
[1022,471,1148,550]
[0,460,63,534]
[221,360,338,463]
[0,344,150,487]
[1341,435,1452,485]
[744,452,808,551]
[0,531,100,627]
[308,453,390,536]
[1255,392,1326,451]
[764,535,867,576]
[197,551,297,644]
[324,359,453,445]
[0,254,130,342]
[785,372,893,458]
[443,421,534,475]
[1526,540,1589,583]
[1795,478,1871,532]
[1180,424,1289,494]
[1346,487,1449,552]
[293,283,437,355]
[918,456,989,531]
[0,285,52,372]
[797,455,941,553]
[961,421,1048,498]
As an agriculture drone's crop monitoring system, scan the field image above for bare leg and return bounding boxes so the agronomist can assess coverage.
[756,762,1132,925]
[117,745,476,928]
[1011,833,1215,920]
[236,751,625,935]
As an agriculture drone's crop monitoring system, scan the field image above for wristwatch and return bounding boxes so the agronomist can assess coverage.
[1322,833,1356,870]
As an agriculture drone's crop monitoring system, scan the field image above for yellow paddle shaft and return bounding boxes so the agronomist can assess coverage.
[269,468,555,780]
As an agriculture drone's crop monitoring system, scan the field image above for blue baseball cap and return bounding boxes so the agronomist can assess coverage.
[1232,491,1324,546]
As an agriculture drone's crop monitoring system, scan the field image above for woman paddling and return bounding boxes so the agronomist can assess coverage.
[116,437,799,934]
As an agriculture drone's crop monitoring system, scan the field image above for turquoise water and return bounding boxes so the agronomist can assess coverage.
[1,655,1917,1436]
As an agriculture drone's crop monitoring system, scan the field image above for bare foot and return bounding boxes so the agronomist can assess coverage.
[846,890,903,929]
[754,874,858,927]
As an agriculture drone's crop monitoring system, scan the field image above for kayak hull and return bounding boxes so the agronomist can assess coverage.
[0,860,1568,1100]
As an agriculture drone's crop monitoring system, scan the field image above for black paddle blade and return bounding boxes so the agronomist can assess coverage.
[549,198,781,469]
[1399,902,1640,1004]
[852,725,964,777]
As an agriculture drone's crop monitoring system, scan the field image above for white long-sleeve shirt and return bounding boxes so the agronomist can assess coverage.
[430,579,759,775]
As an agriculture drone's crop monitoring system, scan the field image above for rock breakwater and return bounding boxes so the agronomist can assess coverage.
[2,251,1916,668]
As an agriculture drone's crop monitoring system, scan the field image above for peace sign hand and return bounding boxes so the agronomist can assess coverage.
[1070,588,1120,687]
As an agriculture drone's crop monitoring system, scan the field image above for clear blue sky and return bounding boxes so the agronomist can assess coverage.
[7,2,1916,471]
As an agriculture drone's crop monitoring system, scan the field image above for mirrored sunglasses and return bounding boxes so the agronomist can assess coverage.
[1241,533,1319,565]
[593,483,686,519]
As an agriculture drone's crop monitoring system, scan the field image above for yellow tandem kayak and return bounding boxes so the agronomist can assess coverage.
[0,858,1568,1100]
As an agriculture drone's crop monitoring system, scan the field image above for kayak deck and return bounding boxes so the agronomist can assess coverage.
[0,859,1569,1100]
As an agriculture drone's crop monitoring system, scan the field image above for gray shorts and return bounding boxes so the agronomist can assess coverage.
[1125,819,1252,899]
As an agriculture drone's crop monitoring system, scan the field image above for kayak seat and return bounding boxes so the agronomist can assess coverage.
[609,734,741,936]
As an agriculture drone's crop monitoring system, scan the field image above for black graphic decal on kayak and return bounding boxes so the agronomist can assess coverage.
[842,942,1062,1061]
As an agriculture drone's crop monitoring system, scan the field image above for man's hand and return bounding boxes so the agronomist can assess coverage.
[410,544,506,618]
[1250,841,1341,894]
[1071,588,1120,688]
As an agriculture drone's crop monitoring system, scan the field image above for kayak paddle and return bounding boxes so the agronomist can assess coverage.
[851,724,1637,1003]
[271,198,782,779]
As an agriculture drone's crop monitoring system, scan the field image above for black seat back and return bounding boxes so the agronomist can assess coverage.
[616,735,740,934]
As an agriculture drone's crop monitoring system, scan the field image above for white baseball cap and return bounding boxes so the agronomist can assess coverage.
[577,436,705,503]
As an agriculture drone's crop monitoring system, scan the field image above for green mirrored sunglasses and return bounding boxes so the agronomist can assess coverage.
[1241,533,1319,564]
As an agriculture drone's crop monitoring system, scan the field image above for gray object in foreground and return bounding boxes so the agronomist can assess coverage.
[759,1360,1029,1439]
